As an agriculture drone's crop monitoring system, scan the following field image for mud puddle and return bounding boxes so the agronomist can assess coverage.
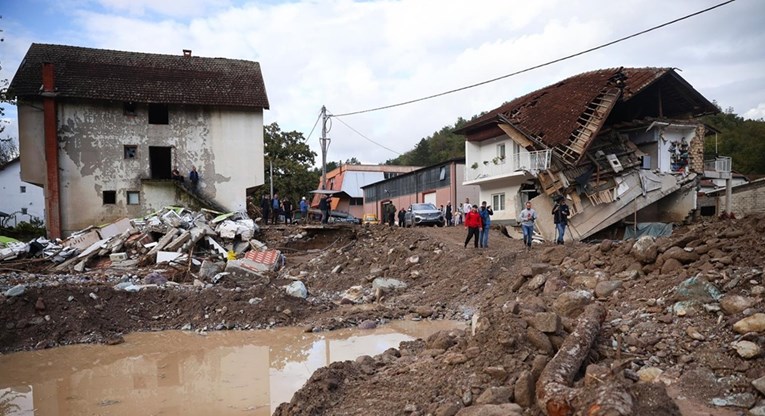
[0,320,463,416]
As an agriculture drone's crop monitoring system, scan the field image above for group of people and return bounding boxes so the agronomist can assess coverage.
[260,193,311,225]
[462,196,570,251]
[171,166,200,191]
[463,201,494,248]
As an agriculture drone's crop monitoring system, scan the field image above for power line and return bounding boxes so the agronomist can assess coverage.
[331,114,402,156]
[333,0,735,117]
[305,108,323,141]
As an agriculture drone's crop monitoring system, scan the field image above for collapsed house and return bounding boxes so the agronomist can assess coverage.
[455,67,725,240]
[8,44,270,239]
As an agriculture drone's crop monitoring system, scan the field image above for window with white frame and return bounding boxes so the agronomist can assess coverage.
[491,193,505,211]
[497,144,506,163]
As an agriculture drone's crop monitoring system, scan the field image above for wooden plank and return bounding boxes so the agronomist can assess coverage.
[497,123,535,148]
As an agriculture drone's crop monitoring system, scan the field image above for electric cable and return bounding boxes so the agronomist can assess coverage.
[331,114,402,156]
[332,0,735,117]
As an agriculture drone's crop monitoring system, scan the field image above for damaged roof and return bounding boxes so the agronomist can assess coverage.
[455,67,717,146]
[8,43,270,109]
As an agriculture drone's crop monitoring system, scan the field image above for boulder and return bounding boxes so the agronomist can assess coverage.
[631,236,658,264]
[552,290,594,318]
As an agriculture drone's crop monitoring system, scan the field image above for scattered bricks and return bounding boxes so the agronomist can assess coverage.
[146,229,180,260]
[164,230,192,252]
[110,253,128,262]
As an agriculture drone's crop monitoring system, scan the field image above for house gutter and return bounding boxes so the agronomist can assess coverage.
[42,63,62,239]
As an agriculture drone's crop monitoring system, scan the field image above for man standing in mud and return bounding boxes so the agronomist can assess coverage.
[520,201,537,250]
[552,195,570,244]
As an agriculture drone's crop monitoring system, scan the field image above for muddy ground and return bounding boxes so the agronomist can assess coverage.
[2,214,765,415]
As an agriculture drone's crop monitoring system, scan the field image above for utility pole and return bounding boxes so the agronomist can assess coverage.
[320,106,331,189]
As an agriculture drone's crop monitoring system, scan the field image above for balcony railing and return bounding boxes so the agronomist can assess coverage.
[704,156,731,173]
[466,149,552,181]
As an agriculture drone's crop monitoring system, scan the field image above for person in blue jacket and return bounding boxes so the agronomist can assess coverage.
[478,201,493,248]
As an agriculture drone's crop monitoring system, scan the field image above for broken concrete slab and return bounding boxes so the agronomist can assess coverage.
[63,229,101,251]
[99,218,135,239]
[157,251,183,264]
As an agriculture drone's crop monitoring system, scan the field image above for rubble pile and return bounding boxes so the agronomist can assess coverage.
[0,207,285,285]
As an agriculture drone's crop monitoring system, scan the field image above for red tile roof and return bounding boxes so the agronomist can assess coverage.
[9,43,269,108]
[456,67,716,147]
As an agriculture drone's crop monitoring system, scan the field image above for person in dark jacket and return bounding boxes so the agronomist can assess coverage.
[282,198,293,224]
[260,194,271,224]
[463,205,482,248]
[445,202,453,226]
[478,201,493,248]
[189,166,200,191]
[552,196,570,244]
[398,208,406,227]
[319,195,330,224]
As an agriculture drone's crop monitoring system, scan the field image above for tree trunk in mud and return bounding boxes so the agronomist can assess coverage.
[536,302,612,416]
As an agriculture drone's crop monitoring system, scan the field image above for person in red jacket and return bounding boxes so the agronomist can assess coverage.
[463,204,483,248]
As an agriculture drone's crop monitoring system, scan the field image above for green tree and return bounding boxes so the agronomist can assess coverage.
[703,110,765,174]
[264,122,319,203]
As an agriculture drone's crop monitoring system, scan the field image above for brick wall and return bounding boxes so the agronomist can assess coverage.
[716,180,765,215]
[689,124,706,174]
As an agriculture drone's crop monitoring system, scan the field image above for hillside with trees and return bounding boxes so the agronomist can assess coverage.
[703,108,765,175]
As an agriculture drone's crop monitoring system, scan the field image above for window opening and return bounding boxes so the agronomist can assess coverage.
[20,186,26,193]
[127,191,140,205]
[124,102,137,116]
[124,145,137,159]
[103,191,116,204]
[148,103,169,125]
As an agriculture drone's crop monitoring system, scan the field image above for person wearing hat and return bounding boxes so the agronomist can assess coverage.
[299,196,309,224]
[551,195,570,245]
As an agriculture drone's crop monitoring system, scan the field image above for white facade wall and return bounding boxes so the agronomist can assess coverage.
[0,160,45,224]
[18,98,264,234]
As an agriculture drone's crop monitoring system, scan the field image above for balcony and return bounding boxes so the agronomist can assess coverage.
[465,149,551,184]
[703,156,732,179]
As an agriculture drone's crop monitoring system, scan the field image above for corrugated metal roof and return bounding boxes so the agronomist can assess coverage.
[9,43,269,108]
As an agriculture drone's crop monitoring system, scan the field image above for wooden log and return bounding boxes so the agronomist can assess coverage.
[536,302,607,416]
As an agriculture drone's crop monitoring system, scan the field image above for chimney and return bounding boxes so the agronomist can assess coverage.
[183,49,192,57]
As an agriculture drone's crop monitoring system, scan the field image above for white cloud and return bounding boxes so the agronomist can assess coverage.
[4,0,765,164]
[743,103,765,121]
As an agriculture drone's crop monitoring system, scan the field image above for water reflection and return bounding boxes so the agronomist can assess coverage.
[0,320,463,416]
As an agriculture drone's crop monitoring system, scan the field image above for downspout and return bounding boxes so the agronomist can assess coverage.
[42,63,62,239]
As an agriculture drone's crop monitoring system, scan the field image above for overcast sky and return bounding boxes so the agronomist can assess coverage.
[2,0,763,165]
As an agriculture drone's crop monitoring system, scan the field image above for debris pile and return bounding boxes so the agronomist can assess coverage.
[0,207,284,284]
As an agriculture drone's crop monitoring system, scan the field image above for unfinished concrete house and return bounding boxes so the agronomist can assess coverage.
[9,44,270,238]
[455,67,721,241]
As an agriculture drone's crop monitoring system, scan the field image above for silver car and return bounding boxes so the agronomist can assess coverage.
[404,203,445,227]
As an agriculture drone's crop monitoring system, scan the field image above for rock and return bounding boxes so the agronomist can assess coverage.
[358,320,377,329]
[520,267,533,278]
[143,271,167,285]
[753,286,765,296]
[286,281,308,298]
[599,239,613,252]
[542,278,567,295]
[631,236,658,263]
[752,376,765,395]
[514,370,535,407]
[660,258,683,274]
[663,246,701,264]
[181,323,192,331]
[731,340,761,359]
[552,290,594,318]
[526,327,554,355]
[372,278,407,293]
[331,265,343,273]
[675,276,722,303]
[442,352,468,365]
[403,403,417,413]
[750,406,765,416]
[414,306,434,318]
[199,260,224,280]
[720,295,754,315]
[733,313,765,334]
[248,297,262,305]
[685,326,705,341]
[475,386,513,405]
[570,271,605,289]
[528,312,560,333]
[455,404,522,416]
[35,297,46,311]
[595,280,622,298]
[531,263,550,276]
[407,255,420,264]
[435,403,462,416]
[711,393,756,408]
[527,274,547,290]
[427,331,458,350]
[483,366,508,382]
[89,292,98,300]
[637,366,663,382]
[4,284,26,297]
